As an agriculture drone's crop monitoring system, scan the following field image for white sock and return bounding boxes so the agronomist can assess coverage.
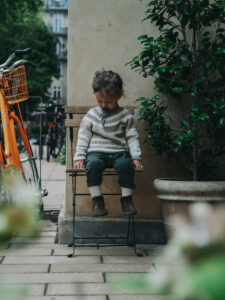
[89,185,101,197]
[121,187,132,197]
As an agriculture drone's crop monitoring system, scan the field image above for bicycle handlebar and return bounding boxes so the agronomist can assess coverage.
[0,48,31,69]
[10,59,28,69]
[15,48,31,58]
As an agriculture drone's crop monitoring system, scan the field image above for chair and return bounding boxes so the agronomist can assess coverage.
[65,106,143,257]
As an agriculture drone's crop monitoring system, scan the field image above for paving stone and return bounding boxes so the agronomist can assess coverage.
[0,272,103,284]
[51,263,154,273]
[41,220,57,231]
[0,248,51,256]
[103,256,154,264]
[0,264,48,273]
[26,295,106,300]
[47,283,153,295]
[2,284,45,296]
[109,296,163,300]
[9,243,69,249]
[3,255,100,264]
[42,181,64,209]
[47,283,109,295]
[142,246,165,257]
[137,244,166,250]
[12,237,55,243]
[54,246,143,256]
[105,272,148,282]
[40,231,57,237]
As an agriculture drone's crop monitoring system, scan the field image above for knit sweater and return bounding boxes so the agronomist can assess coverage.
[74,106,141,161]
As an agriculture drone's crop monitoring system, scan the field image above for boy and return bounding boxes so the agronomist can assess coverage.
[74,70,143,217]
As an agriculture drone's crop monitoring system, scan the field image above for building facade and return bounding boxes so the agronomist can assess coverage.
[43,0,68,104]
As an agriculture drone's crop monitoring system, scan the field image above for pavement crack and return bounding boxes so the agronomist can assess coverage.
[47,264,51,273]
[43,283,48,296]
[152,263,157,271]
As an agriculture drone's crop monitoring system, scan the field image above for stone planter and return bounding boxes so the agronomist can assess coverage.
[153,178,225,238]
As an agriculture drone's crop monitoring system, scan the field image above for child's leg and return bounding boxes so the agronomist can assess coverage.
[113,152,137,216]
[121,187,132,197]
[89,185,101,197]
[86,152,107,217]
[86,152,106,188]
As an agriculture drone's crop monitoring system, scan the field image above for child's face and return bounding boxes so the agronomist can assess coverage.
[95,92,119,111]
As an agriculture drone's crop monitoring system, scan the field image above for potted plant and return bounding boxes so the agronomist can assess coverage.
[128,0,225,235]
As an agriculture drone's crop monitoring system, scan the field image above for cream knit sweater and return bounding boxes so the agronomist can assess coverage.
[74,106,141,161]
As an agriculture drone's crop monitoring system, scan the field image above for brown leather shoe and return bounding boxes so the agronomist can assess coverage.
[92,196,107,217]
[121,196,137,216]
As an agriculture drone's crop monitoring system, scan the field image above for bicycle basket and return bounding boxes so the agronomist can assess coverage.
[1,65,28,104]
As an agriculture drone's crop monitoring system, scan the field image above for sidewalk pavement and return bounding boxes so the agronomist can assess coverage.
[0,158,165,299]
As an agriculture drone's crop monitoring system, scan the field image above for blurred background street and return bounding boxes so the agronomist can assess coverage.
[32,143,65,212]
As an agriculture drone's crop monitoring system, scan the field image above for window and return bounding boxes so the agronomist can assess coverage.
[53,86,62,99]
[56,42,61,55]
[53,14,63,33]
[58,63,62,76]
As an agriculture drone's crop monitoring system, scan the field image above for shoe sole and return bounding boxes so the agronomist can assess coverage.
[93,211,108,217]
[123,211,137,216]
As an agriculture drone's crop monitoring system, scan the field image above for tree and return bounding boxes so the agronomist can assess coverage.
[0,0,59,102]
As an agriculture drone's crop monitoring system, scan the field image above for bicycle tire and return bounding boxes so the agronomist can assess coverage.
[0,166,12,207]
[46,127,53,162]
[19,145,43,209]
[55,133,65,158]
[47,143,51,162]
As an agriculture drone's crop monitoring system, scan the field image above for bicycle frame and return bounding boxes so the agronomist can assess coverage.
[0,89,32,172]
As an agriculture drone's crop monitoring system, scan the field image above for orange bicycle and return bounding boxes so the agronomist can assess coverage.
[0,48,47,204]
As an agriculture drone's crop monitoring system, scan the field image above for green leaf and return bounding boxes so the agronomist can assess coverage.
[205,61,212,68]
[172,87,184,93]
[137,35,148,40]
[216,48,225,54]
[135,97,148,102]
[180,120,189,128]
[219,117,224,127]
[159,66,167,72]
[198,113,209,120]
[194,77,206,86]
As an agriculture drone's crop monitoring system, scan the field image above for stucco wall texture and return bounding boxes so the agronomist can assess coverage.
[66,0,186,220]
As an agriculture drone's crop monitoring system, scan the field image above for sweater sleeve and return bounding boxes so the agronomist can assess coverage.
[74,114,92,161]
[125,114,142,160]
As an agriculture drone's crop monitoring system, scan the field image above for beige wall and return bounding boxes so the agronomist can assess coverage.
[66,0,187,220]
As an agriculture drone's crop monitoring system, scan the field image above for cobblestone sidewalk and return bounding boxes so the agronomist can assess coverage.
[0,159,164,299]
[0,219,164,299]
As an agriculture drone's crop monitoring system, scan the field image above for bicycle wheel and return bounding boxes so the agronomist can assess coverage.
[46,143,51,162]
[46,127,53,162]
[0,166,12,207]
[19,145,43,209]
[55,132,65,158]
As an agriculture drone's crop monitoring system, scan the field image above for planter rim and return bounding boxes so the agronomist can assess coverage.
[153,177,225,201]
[154,178,225,183]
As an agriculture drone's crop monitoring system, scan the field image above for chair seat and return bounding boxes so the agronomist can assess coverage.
[66,168,142,174]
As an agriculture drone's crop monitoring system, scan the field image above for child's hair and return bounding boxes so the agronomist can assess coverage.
[92,70,124,98]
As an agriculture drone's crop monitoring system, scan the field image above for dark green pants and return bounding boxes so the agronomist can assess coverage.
[86,151,135,188]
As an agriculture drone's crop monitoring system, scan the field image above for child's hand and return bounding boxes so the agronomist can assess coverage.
[133,159,143,170]
[74,160,85,169]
